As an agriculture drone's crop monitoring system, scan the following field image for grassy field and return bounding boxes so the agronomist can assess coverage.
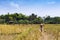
[0,24,60,40]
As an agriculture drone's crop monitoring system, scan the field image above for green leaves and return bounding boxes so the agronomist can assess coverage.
[44,16,60,24]
[0,13,43,24]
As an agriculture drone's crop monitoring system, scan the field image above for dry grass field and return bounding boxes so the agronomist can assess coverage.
[0,24,60,40]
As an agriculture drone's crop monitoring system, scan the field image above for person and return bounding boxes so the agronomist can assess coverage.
[40,23,44,32]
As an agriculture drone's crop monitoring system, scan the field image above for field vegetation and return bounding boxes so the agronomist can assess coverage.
[0,24,60,40]
[0,24,41,40]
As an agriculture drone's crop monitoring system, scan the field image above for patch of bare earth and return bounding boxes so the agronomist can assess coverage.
[39,30,55,40]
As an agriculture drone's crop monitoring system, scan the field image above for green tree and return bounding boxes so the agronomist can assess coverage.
[28,13,37,21]
[53,17,60,24]
[32,17,43,24]
[4,13,10,23]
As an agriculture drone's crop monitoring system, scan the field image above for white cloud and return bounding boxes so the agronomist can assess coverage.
[48,1,56,4]
[10,2,20,9]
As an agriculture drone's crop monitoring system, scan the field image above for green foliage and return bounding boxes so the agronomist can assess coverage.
[18,20,29,24]
[44,16,60,24]
[1,13,60,24]
[0,13,43,24]
[0,19,5,24]
[28,13,37,21]
[32,17,43,24]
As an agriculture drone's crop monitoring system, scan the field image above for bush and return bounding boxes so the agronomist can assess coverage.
[18,20,29,24]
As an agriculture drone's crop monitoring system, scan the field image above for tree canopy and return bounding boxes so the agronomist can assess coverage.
[0,13,60,24]
[0,13,43,24]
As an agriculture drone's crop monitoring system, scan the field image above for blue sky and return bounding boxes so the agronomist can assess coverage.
[0,0,60,17]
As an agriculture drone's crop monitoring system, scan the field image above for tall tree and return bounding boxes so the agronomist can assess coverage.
[28,13,37,21]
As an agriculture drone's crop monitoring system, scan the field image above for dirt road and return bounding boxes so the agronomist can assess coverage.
[39,30,55,40]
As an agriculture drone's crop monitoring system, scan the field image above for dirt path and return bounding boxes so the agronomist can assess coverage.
[39,30,55,40]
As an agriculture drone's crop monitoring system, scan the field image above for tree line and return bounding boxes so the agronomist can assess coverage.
[0,13,60,24]
[0,13,43,24]
[44,16,60,24]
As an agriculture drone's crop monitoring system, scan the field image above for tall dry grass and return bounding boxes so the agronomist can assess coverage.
[0,24,41,40]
